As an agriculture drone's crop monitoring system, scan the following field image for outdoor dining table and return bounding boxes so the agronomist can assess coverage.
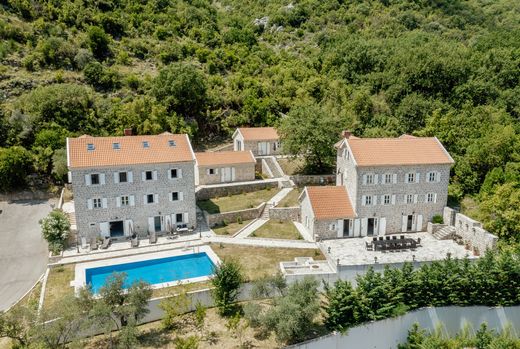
[366,236,418,251]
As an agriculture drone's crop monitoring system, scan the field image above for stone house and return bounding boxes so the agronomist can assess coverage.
[67,132,197,241]
[299,186,356,240]
[195,151,256,185]
[232,127,281,156]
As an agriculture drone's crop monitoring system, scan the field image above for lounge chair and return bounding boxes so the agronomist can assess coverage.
[100,237,111,249]
[81,237,88,250]
[416,237,421,246]
[176,224,189,233]
[131,234,139,248]
[365,241,373,251]
[90,237,98,250]
[149,230,157,244]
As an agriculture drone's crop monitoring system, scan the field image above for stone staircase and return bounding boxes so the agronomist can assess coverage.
[260,203,273,219]
[432,226,456,240]
[263,156,284,178]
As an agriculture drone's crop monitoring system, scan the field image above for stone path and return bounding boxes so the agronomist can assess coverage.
[234,218,268,238]
[269,187,293,206]
[205,236,317,249]
[293,221,314,242]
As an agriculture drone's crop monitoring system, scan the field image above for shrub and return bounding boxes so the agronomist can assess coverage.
[83,62,121,91]
[39,209,70,254]
[211,259,244,316]
[432,215,444,224]
[0,146,32,191]
[87,26,111,60]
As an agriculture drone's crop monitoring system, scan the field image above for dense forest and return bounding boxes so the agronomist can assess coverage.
[1,0,519,240]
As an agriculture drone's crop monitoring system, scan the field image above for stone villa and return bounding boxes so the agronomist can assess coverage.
[300,133,454,240]
[67,132,197,241]
[232,127,281,156]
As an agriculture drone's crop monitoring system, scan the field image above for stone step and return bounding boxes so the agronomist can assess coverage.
[433,226,456,240]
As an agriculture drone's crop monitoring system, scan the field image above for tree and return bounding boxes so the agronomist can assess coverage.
[159,291,190,330]
[83,61,121,91]
[0,146,32,191]
[323,279,368,332]
[478,182,520,241]
[87,26,111,60]
[52,148,68,181]
[211,259,244,316]
[278,103,341,173]
[0,305,36,347]
[39,209,70,254]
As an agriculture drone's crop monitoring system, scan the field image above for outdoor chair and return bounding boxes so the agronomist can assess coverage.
[90,237,98,250]
[372,237,377,242]
[81,237,88,250]
[392,235,397,240]
[365,241,373,251]
[385,236,391,241]
[379,236,384,241]
[131,234,139,248]
[416,237,421,246]
[149,230,157,244]
[400,235,405,240]
[100,237,111,249]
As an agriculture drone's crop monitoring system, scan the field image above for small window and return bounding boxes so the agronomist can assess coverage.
[168,140,176,147]
[142,141,150,148]
[171,192,179,201]
[383,195,391,205]
[209,168,215,175]
[364,196,372,206]
[428,172,437,182]
[170,169,178,178]
[91,174,100,185]
[427,193,435,203]
[407,173,415,183]
[121,196,129,206]
[146,194,154,204]
[366,174,374,185]
[93,198,102,208]
[145,171,153,181]
[176,213,183,223]
[112,142,121,150]
[87,143,95,151]
[406,194,414,204]
[384,174,392,184]
[329,223,336,231]
[119,172,127,183]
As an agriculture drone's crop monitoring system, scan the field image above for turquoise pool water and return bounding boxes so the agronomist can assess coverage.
[85,252,215,294]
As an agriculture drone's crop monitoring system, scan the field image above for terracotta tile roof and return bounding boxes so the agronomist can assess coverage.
[195,151,255,166]
[305,186,356,220]
[236,127,279,141]
[67,132,195,169]
[346,137,454,167]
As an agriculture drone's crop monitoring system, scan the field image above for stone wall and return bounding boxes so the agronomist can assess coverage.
[290,175,336,186]
[269,206,300,221]
[0,190,56,202]
[205,203,265,227]
[443,207,498,254]
[195,180,278,200]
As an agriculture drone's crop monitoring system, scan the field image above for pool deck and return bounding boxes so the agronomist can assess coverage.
[72,245,221,295]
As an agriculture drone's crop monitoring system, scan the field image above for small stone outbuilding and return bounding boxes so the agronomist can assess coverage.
[195,151,256,185]
[232,127,281,156]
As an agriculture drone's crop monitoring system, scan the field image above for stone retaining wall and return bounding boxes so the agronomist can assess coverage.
[205,203,265,227]
[0,190,56,202]
[269,206,300,221]
[195,181,278,200]
[290,175,335,186]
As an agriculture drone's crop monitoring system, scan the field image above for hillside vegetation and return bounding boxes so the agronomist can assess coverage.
[1,0,520,240]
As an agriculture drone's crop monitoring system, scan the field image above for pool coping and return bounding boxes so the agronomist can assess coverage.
[72,245,221,295]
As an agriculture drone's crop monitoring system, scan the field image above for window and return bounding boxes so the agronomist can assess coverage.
[170,169,178,178]
[142,141,150,148]
[112,142,121,150]
[366,174,374,185]
[119,172,127,183]
[427,193,435,203]
[171,192,179,201]
[146,194,154,204]
[428,172,438,182]
[383,195,391,205]
[121,196,129,206]
[209,168,215,175]
[384,174,392,184]
[93,198,102,208]
[329,223,337,231]
[407,173,415,183]
[364,196,372,206]
[176,213,183,223]
[91,174,100,185]
[87,143,95,151]
[145,171,153,181]
[168,140,176,147]
[406,194,414,204]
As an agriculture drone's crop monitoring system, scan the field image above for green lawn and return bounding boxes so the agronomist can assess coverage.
[43,265,75,311]
[212,219,254,235]
[277,187,302,207]
[250,220,302,240]
[197,188,280,213]
[277,157,305,175]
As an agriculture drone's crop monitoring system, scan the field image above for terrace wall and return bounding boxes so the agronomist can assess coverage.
[195,180,278,200]
[269,206,300,221]
[204,203,265,227]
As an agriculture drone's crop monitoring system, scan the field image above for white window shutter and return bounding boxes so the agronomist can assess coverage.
[179,169,182,178]
[414,194,418,203]
[393,173,397,184]
[153,171,158,180]
[374,174,378,184]
[183,213,188,224]
[85,175,91,186]
[100,173,105,185]
[381,195,385,204]
[129,195,135,206]
[168,169,172,179]
[206,169,210,175]
[128,171,133,183]
[373,195,377,205]
[180,192,184,201]
[87,199,93,210]
[416,173,420,183]
[153,194,158,204]
[362,175,367,185]
[114,172,119,184]
[141,172,146,181]
[361,195,366,206]
[102,198,108,208]
[434,193,437,203]
[169,193,173,202]
[216,168,219,174]
[116,197,121,207]
[143,194,147,204]
[436,172,441,182]
[391,195,396,205]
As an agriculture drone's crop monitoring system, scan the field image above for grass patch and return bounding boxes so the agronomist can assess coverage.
[212,219,254,236]
[210,243,324,281]
[43,264,75,311]
[197,188,280,214]
[277,157,305,175]
[250,220,302,240]
[277,187,302,207]
[151,280,212,299]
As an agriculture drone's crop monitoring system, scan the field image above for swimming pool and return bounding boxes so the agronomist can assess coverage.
[83,250,217,294]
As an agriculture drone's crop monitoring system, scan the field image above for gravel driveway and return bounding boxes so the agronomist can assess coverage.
[0,199,53,311]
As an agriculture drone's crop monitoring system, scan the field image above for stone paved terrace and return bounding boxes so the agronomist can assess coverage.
[321,232,477,267]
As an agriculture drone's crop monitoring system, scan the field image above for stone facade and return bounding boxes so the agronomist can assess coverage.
[233,131,281,156]
[196,162,255,185]
[269,206,300,221]
[71,161,197,240]
[195,180,278,200]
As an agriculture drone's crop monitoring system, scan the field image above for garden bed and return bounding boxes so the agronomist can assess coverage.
[250,220,302,240]
[197,188,280,214]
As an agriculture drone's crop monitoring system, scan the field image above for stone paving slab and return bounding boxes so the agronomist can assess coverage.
[206,236,318,249]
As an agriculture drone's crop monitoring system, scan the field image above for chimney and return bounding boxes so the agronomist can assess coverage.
[124,128,132,136]
[342,130,352,139]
